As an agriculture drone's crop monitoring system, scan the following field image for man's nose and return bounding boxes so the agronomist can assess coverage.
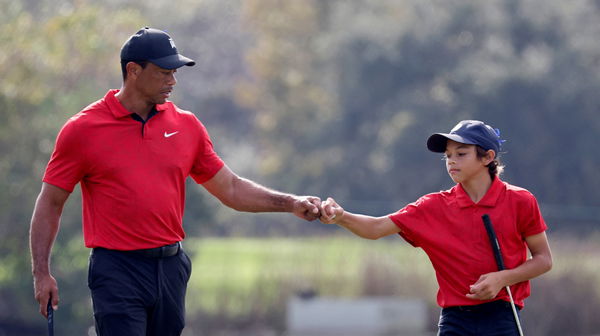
[168,73,177,85]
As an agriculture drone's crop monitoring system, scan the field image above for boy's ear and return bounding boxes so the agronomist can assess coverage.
[486,149,496,164]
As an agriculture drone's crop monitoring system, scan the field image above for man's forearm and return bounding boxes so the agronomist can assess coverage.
[30,205,61,276]
[30,183,69,317]
[228,176,296,213]
[203,166,320,220]
[30,185,68,276]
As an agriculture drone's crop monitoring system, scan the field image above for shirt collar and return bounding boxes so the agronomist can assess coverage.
[104,89,169,118]
[454,176,505,208]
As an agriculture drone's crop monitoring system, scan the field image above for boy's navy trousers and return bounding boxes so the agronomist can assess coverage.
[438,300,522,336]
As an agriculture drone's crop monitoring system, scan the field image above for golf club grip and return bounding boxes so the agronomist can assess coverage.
[47,299,54,336]
[482,214,506,271]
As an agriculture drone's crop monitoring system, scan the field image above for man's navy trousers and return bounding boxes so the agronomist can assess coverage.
[88,243,192,336]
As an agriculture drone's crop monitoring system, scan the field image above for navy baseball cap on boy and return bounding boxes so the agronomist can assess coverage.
[120,27,195,69]
[427,120,504,155]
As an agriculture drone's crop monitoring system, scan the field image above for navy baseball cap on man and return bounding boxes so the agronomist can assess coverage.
[120,27,195,69]
[427,120,504,155]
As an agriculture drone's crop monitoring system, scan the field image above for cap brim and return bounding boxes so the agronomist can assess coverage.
[427,133,476,152]
[149,54,195,69]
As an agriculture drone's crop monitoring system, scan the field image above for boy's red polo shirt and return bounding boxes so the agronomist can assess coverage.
[389,177,547,308]
[43,90,224,250]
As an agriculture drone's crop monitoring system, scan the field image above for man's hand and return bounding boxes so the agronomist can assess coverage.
[320,197,344,224]
[33,273,59,318]
[466,271,506,300]
[292,196,322,221]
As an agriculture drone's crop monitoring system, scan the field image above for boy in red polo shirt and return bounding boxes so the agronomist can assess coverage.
[320,120,552,335]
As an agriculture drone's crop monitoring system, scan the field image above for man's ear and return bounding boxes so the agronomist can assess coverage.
[126,62,142,79]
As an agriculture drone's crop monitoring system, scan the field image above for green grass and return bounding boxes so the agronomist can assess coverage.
[4,233,599,334]
[183,233,600,321]
[184,235,438,316]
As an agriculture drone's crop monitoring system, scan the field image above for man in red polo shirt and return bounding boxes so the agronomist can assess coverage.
[30,27,321,336]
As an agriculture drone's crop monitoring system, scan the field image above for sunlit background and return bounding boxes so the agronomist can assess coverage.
[2,0,600,335]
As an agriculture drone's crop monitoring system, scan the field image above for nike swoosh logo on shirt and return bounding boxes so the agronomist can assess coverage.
[164,131,179,138]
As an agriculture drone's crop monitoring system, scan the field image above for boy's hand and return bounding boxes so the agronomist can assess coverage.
[320,197,344,224]
[466,271,505,300]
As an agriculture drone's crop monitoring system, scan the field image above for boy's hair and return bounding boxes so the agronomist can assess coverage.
[476,146,504,179]
[120,60,148,81]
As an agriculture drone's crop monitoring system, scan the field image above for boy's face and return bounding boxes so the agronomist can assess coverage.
[444,140,492,184]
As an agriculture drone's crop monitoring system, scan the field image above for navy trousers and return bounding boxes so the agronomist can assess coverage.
[88,247,192,336]
[438,300,522,336]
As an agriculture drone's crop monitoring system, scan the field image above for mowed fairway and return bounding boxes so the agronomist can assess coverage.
[46,233,600,334]
[184,235,436,316]
[183,234,600,321]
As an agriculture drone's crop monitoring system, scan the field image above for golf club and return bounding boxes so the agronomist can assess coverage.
[47,298,54,336]
[481,214,524,336]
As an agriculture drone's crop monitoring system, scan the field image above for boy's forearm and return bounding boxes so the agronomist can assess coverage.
[501,232,552,286]
[501,253,552,287]
[336,213,387,240]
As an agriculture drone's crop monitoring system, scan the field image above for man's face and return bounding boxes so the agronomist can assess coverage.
[133,62,177,105]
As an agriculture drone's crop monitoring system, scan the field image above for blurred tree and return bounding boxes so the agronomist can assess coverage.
[3,0,600,333]
[0,0,144,332]
[238,0,600,221]
[238,0,339,193]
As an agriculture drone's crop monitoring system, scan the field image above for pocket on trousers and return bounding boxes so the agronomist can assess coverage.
[180,250,192,282]
[87,251,96,289]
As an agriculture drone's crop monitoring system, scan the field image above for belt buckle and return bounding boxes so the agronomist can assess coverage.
[164,242,180,257]
[149,242,180,258]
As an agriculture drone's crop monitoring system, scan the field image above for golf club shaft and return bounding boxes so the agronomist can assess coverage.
[47,299,54,336]
[482,214,524,336]
[505,286,524,336]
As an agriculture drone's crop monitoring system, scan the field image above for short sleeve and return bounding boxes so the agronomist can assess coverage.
[189,119,224,184]
[42,117,87,193]
[518,192,548,238]
[388,196,431,247]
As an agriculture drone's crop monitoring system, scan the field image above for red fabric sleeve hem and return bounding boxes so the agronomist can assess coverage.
[388,214,418,247]
[191,160,225,184]
[523,226,547,238]
[42,178,76,193]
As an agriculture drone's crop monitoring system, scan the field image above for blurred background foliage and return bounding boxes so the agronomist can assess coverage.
[2,0,600,335]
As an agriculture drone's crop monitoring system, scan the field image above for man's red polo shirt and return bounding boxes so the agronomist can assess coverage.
[43,90,224,250]
[389,177,547,308]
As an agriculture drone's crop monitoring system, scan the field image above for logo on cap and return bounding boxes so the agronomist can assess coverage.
[169,38,176,49]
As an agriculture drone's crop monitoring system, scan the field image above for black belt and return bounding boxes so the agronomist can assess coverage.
[445,300,518,313]
[125,242,182,258]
